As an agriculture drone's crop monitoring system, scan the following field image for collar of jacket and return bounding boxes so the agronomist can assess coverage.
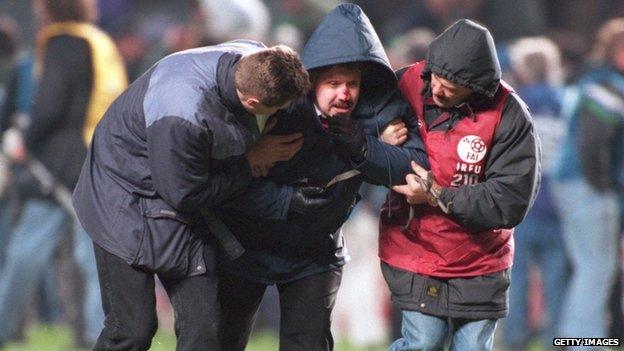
[309,100,330,132]
[216,52,250,117]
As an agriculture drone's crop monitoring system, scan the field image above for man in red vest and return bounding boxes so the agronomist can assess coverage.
[380,19,540,350]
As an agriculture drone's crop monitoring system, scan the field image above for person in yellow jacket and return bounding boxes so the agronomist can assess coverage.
[0,0,127,347]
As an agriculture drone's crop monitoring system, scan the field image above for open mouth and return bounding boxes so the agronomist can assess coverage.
[332,103,352,111]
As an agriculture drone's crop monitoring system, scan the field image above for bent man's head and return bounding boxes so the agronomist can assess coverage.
[424,19,500,107]
[430,73,473,108]
[236,45,310,116]
[310,63,362,117]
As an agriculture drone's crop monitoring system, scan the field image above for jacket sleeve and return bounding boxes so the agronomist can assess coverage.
[353,89,430,186]
[146,117,253,212]
[439,94,541,232]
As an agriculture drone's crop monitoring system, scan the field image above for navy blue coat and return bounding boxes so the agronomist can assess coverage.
[73,41,268,278]
[216,4,429,283]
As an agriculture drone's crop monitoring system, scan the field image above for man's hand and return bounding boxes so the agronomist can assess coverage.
[392,161,442,206]
[392,173,429,205]
[288,185,340,220]
[328,114,366,162]
[246,133,303,177]
[380,118,408,146]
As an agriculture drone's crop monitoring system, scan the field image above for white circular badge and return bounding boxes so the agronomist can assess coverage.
[457,135,487,164]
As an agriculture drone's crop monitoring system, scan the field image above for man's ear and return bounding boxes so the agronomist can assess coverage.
[246,97,261,107]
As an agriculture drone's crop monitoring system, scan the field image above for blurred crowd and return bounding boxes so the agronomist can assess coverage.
[0,0,624,350]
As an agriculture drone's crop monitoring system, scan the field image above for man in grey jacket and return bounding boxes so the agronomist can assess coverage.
[72,42,309,350]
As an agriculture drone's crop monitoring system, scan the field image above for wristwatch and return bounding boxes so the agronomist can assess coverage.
[417,171,453,214]
[428,181,452,214]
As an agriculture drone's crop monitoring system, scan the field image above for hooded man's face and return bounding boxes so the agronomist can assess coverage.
[431,74,473,108]
[314,65,361,117]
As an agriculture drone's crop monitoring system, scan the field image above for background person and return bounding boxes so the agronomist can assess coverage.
[552,17,624,341]
[0,0,127,347]
[501,36,569,351]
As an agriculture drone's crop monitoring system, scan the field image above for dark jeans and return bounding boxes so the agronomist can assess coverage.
[92,243,220,351]
[219,267,343,351]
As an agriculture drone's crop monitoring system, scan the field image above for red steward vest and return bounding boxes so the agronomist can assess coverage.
[379,62,514,278]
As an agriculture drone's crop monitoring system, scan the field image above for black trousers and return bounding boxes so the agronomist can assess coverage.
[219,267,343,351]
[92,243,220,351]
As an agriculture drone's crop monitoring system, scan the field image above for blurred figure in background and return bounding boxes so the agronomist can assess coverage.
[138,0,208,75]
[199,0,270,42]
[553,17,624,340]
[0,17,18,109]
[0,13,66,342]
[0,0,127,348]
[388,27,436,69]
[502,36,568,351]
[0,16,20,270]
[137,22,204,75]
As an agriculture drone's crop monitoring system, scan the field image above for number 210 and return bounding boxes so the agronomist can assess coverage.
[450,173,479,186]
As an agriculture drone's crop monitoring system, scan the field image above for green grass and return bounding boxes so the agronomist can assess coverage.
[17,324,624,351]
[3,324,85,351]
[2,324,179,351]
[1,324,388,351]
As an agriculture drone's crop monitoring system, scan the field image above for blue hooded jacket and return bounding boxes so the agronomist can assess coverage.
[216,4,428,283]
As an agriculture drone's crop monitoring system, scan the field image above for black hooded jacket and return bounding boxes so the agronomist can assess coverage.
[420,19,540,233]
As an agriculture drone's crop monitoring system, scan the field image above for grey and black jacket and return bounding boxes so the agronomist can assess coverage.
[73,41,266,278]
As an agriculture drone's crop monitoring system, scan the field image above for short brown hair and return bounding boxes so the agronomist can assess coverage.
[38,0,96,23]
[235,45,310,107]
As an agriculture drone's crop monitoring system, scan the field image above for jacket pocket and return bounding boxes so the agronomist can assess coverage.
[132,197,194,278]
[447,269,510,310]
[381,262,414,297]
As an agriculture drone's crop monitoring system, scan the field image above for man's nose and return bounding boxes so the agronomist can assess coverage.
[338,87,351,100]
[432,85,444,98]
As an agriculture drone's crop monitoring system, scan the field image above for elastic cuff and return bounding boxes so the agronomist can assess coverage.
[439,187,455,204]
